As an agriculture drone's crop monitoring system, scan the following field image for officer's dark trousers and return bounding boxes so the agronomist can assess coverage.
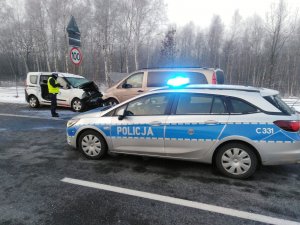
[50,93,57,116]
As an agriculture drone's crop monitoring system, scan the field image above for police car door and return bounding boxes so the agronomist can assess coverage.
[110,93,173,154]
[165,93,229,159]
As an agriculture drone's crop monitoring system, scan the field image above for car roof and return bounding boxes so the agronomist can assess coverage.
[59,73,84,78]
[27,72,84,79]
[136,67,223,72]
[151,84,279,96]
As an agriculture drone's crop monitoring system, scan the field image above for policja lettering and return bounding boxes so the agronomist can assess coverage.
[117,126,154,136]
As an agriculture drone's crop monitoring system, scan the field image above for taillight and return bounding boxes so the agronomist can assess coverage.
[212,72,217,84]
[273,120,300,132]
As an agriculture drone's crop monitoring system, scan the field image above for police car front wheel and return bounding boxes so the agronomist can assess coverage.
[78,130,107,159]
[215,143,258,179]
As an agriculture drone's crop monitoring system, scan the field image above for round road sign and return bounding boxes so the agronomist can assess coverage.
[70,47,82,65]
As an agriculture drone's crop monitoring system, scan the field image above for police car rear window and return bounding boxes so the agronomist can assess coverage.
[229,98,258,114]
[147,71,208,87]
[264,95,294,115]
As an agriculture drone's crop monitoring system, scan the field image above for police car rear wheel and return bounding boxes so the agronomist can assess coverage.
[29,95,39,108]
[71,98,83,112]
[79,130,107,159]
[215,143,258,179]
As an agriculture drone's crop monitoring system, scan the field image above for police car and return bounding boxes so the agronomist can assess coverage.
[66,78,300,179]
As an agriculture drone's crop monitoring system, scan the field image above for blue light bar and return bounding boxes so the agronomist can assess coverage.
[167,76,190,87]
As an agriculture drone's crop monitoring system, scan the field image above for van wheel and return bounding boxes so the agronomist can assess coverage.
[106,98,119,106]
[29,95,39,108]
[71,98,84,112]
[78,130,107,159]
[215,143,258,179]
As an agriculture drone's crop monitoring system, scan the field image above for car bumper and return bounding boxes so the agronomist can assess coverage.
[25,89,29,102]
[83,94,104,107]
[258,142,300,165]
[67,135,77,148]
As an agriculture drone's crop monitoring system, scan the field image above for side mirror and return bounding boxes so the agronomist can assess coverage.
[118,115,125,120]
[66,84,70,89]
[117,108,125,120]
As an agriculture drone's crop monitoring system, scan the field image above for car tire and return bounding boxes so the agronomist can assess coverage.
[106,98,119,106]
[215,142,258,179]
[78,130,107,159]
[29,95,39,108]
[71,98,84,112]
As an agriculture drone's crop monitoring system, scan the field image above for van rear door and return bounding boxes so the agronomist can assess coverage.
[26,73,40,100]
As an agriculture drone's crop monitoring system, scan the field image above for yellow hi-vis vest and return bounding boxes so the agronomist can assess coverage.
[47,77,59,94]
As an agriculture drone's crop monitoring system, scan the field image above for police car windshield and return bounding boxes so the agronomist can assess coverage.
[65,77,89,88]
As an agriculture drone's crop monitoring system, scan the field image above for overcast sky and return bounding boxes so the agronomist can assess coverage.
[165,0,300,27]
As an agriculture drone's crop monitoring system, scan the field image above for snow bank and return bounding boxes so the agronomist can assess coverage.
[0,86,26,104]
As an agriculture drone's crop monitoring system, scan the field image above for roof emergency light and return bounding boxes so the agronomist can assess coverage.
[167,76,190,87]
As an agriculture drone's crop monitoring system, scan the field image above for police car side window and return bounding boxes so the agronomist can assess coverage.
[176,94,226,115]
[176,94,213,114]
[126,94,171,116]
[229,98,258,114]
[211,96,226,114]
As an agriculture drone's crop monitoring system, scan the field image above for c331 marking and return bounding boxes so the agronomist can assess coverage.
[256,127,274,135]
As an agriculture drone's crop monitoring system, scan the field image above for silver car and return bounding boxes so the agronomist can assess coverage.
[66,84,300,179]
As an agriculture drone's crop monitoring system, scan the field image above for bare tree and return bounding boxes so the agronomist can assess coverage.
[265,0,296,88]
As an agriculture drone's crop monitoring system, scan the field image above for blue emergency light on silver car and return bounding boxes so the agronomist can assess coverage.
[167,76,190,87]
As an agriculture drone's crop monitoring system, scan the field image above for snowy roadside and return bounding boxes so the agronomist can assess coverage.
[0,86,26,104]
[0,86,300,112]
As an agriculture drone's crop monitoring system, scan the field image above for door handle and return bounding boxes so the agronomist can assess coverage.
[137,90,144,93]
[205,120,218,125]
[149,121,161,126]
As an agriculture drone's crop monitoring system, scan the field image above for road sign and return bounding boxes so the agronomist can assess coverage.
[70,47,82,65]
[67,16,81,47]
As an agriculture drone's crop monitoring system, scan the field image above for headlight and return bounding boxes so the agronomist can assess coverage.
[67,119,80,128]
[82,92,89,98]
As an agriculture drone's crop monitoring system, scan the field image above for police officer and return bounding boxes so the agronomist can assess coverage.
[47,73,62,117]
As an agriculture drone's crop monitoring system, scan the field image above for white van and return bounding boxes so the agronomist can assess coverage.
[25,72,103,112]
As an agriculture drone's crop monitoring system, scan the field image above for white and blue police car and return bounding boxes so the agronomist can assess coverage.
[66,78,300,179]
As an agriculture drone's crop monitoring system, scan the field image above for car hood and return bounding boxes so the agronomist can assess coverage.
[78,81,100,92]
[72,105,112,119]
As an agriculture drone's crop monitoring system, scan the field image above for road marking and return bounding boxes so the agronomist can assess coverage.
[61,177,300,225]
[0,113,64,121]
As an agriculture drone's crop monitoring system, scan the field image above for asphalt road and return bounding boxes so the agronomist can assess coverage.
[0,103,300,225]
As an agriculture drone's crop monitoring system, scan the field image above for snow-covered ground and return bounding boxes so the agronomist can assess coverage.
[0,86,26,104]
